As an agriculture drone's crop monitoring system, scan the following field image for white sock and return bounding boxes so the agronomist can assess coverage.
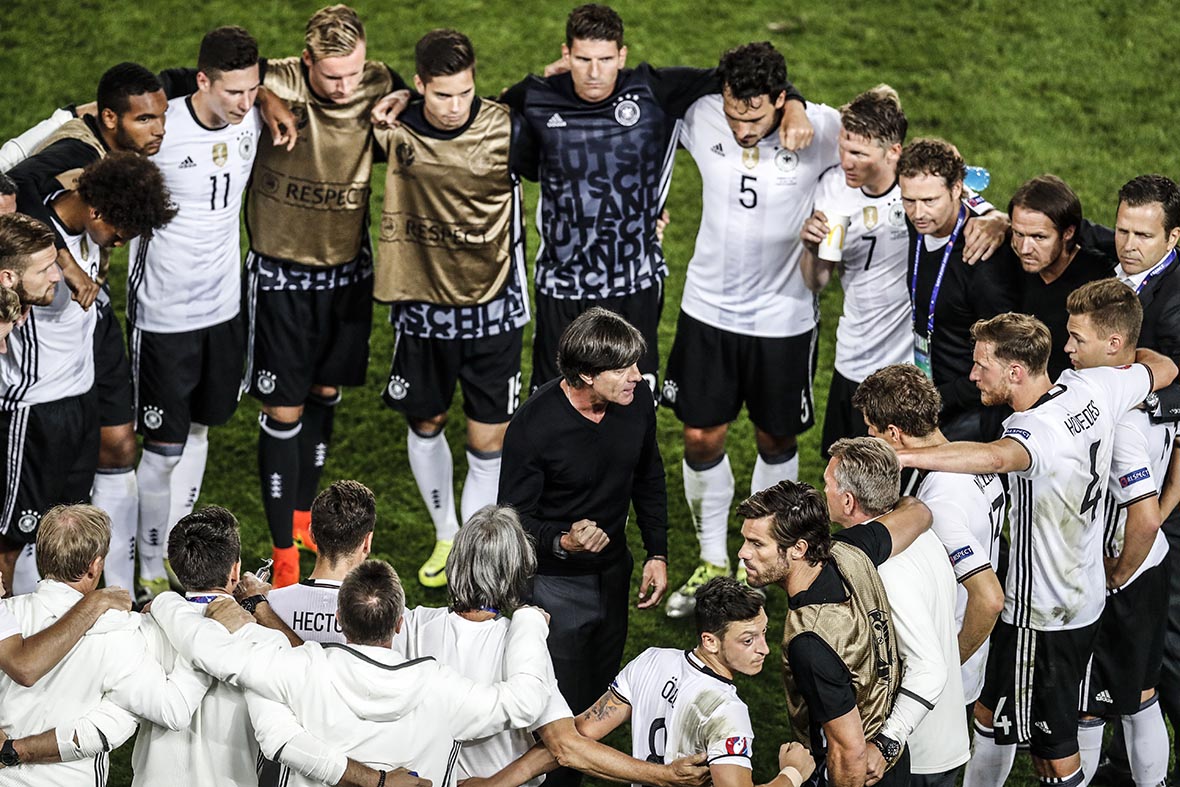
[963,720,1016,787]
[12,544,39,595]
[1123,695,1169,787]
[136,448,182,582]
[751,449,798,494]
[683,456,734,567]
[168,424,208,529]
[1078,718,1105,785]
[92,468,138,591]
[407,428,459,541]
[460,449,501,525]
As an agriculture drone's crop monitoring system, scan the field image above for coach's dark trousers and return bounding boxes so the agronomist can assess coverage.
[530,552,634,787]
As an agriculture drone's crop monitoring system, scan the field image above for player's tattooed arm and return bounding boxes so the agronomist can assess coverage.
[575,689,631,737]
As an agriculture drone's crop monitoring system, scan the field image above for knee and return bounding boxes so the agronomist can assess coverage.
[99,426,138,468]
[683,425,727,466]
[262,404,304,424]
[755,430,797,458]
[409,413,448,438]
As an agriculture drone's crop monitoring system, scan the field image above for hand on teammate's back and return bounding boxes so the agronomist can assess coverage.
[83,586,133,614]
[205,597,255,634]
[961,211,1011,265]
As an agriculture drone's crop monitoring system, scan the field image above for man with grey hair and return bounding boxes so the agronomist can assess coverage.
[499,306,668,742]
[149,558,555,787]
[396,504,705,787]
[0,504,209,785]
[825,437,967,786]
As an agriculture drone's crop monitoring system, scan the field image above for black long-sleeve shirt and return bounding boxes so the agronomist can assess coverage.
[907,217,1016,420]
[498,378,667,576]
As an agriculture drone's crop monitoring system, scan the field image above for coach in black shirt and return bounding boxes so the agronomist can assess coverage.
[499,307,667,770]
[898,138,1015,441]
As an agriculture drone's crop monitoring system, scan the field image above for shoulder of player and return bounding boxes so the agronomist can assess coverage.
[261,56,303,95]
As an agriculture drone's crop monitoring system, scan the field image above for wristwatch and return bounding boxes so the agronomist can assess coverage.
[239,594,267,614]
[552,534,570,559]
[870,734,902,766]
[0,739,21,767]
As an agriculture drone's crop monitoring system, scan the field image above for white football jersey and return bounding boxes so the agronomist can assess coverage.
[393,607,570,787]
[812,167,912,382]
[127,97,259,333]
[267,579,346,644]
[678,96,840,337]
[1103,410,1173,587]
[0,214,99,409]
[611,648,755,781]
[916,469,1005,703]
[1000,364,1154,630]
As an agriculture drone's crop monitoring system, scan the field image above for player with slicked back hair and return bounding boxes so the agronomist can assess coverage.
[373,28,532,590]
[128,24,264,602]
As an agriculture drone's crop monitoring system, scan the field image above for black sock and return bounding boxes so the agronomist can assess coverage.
[258,413,301,548]
[295,391,339,511]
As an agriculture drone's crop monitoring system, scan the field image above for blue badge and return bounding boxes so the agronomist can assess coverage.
[1119,467,1151,488]
[949,546,974,565]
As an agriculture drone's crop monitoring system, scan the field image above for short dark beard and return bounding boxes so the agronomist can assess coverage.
[15,278,54,307]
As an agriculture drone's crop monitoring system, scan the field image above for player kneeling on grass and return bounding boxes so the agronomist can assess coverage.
[467,576,816,787]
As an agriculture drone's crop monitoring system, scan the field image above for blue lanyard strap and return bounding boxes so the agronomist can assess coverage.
[187,595,222,604]
[1136,248,1177,294]
[911,205,969,337]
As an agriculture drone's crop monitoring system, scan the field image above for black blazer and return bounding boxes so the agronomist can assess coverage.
[1138,252,1180,419]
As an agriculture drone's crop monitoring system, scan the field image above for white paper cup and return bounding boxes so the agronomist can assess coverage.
[818,213,852,262]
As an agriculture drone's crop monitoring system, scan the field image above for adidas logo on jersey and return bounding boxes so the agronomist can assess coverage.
[1034,720,1052,735]
[710,143,724,157]
[179,156,197,169]
[1095,690,1113,703]
[546,113,567,128]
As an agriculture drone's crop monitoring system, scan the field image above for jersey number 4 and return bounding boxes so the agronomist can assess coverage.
[1079,439,1102,522]
[209,173,231,210]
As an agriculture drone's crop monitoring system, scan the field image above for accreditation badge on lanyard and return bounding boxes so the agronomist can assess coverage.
[910,206,968,380]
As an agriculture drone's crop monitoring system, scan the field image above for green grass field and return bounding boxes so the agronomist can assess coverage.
[2,0,1179,783]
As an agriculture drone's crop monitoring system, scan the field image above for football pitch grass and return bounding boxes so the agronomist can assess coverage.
[2,0,1178,783]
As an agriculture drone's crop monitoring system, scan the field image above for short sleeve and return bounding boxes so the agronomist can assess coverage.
[1002,411,1049,479]
[786,633,856,726]
[922,477,995,582]
[609,650,647,705]
[834,521,893,566]
[704,701,755,767]
[0,604,20,642]
[1109,418,1158,506]
[528,677,574,733]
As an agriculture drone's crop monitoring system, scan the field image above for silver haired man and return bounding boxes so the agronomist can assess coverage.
[396,504,707,787]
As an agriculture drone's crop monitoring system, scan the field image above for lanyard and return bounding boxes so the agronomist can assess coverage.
[911,205,968,337]
[187,594,223,604]
[1135,249,1177,294]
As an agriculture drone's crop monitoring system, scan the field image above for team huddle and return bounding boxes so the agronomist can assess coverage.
[0,2,1178,787]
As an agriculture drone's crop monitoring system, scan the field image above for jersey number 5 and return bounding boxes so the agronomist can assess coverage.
[739,175,757,209]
